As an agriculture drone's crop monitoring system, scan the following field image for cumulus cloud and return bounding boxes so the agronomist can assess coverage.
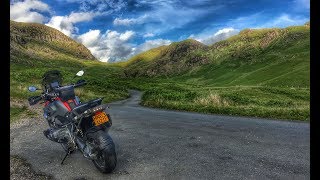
[45,12,97,37]
[134,39,171,54]
[77,29,135,62]
[202,28,239,45]
[191,27,239,45]
[77,29,100,47]
[10,0,50,23]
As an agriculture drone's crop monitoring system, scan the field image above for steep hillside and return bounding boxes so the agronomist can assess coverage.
[172,25,310,88]
[124,24,310,87]
[122,45,168,77]
[124,39,209,77]
[126,45,168,63]
[10,20,96,64]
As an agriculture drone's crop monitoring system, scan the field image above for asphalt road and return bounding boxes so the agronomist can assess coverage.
[10,90,310,180]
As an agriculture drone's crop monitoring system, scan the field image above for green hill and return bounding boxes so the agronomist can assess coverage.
[122,45,168,77]
[124,39,209,77]
[124,25,309,87]
[176,25,310,88]
[10,20,96,65]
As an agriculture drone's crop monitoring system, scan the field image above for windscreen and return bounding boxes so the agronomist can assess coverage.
[42,70,63,91]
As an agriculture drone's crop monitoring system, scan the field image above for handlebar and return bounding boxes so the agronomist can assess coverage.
[73,81,87,88]
[28,96,43,105]
[28,80,87,106]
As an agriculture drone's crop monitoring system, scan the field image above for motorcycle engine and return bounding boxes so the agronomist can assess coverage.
[43,127,72,144]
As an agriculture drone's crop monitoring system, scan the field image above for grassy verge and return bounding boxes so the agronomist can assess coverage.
[10,106,37,123]
[125,78,309,121]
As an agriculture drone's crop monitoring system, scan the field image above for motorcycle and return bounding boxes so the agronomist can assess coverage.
[27,70,117,173]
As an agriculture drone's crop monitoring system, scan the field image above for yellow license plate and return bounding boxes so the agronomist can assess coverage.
[92,112,109,126]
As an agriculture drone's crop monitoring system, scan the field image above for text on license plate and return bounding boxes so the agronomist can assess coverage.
[92,112,109,126]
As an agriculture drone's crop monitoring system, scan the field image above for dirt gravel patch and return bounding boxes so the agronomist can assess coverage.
[10,155,54,180]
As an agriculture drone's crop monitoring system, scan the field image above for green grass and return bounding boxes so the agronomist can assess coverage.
[10,58,129,103]
[124,79,309,121]
[10,58,131,124]
[10,106,37,123]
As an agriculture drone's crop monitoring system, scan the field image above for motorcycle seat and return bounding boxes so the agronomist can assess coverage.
[71,98,103,115]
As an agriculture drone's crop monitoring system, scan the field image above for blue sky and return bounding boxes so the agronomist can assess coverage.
[10,0,310,62]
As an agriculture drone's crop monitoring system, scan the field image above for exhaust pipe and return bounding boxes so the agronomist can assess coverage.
[75,137,97,159]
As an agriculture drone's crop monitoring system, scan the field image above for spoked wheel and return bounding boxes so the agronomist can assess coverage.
[94,151,108,170]
[90,131,117,173]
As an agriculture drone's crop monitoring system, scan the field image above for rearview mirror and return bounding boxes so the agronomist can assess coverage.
[28,86,37,92]
[76,70,84,77]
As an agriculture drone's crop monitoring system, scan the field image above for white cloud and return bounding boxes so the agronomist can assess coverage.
[134,39,171,54]
[77,29,135,62]
[203,27,239,45]
[214,28,236,36]
[119,31,135,41]
[143,33,155,38]
[113,15,148,26]
[77,29,100,47]
[10,0,50,23]
[190,27,239,45]
[45,12,97,37]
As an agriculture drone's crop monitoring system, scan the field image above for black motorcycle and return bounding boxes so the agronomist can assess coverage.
[27,70,117,173]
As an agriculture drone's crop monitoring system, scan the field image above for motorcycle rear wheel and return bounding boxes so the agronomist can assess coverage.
[90,130,117,173]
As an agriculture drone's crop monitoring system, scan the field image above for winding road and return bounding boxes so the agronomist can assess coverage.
[10,90,310,180]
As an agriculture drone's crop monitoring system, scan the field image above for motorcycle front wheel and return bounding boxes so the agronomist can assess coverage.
[89,130,117,173]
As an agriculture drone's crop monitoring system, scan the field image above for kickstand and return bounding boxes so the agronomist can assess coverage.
[61,148,71,165]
